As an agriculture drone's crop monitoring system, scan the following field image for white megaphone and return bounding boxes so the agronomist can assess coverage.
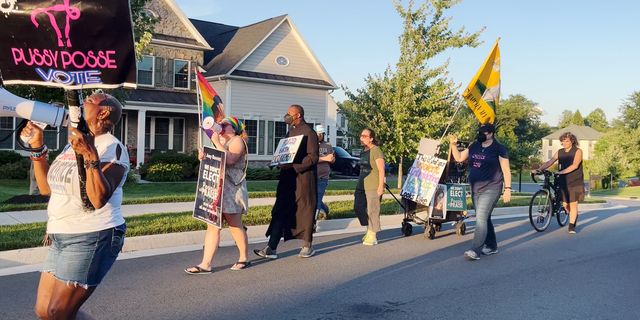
[0,87,69,128]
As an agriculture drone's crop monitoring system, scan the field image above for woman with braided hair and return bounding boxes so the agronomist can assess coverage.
[186,116,251,274]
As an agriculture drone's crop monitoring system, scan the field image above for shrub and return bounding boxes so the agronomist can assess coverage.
[0,160,31,179]
[0,150,24,165]
[246,168,280,180]
[125,170,138,185]
[145,163,184,182]
[139,151,199,179]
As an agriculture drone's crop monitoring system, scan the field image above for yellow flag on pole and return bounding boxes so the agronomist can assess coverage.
[463,39,500,124]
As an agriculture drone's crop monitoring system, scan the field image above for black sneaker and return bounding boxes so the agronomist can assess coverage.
[568,224,576,234]
[254,246,277,259]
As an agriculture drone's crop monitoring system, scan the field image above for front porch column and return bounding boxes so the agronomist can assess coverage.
[136,110,146,168]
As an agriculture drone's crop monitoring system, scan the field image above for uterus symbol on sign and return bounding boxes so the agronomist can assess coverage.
[1,0,18,18]
[31,0,81,47]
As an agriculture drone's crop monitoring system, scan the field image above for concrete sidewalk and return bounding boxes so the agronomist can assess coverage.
[0,202,616,272]
[0,194,401,226]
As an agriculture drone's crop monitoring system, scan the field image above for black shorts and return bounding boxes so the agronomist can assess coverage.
[558,185,585,203]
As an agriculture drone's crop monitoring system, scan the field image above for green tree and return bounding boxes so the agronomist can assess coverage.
[340,0,484,188]
[585,108,609,132]
[570,109,586,126]
[494,94,551,190]
[615,91,640,129]
[558,109,573,128]
[591,126,640,187]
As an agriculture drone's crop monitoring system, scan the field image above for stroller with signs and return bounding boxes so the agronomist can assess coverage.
[388,141,472,240]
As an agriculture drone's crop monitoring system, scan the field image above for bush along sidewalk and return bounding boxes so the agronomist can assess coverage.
[0,197,607,251]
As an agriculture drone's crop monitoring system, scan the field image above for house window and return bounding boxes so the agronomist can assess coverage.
[145,117,185,152]
[548,150,552,160]
[340,115,346,127]
[548,139,552,146]
[258,120,265,155]
[137,56,154,86]
[274,121,288,151]
[173,118,184,152]
[174,59,190,89]
[42,126,59,150]
[244,119,257,154]
[112,114,127,146]
[267,121,274,155]
[0,117,14,149]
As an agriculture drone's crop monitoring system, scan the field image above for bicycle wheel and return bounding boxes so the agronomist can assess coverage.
[556,201,569,226]
[529,190,552,232]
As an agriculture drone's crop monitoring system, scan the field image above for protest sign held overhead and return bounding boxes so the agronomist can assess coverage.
[270,135,303,167]
[0,0,137,89]
[400,153,448,206]
[193,147,226,229]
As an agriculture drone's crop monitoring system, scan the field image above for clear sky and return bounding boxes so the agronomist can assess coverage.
[174,0,640,126]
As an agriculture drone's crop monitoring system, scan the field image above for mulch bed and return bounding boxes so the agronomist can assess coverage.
[2,195,50,204]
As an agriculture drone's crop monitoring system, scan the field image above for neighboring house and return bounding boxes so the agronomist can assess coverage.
[541,124,603,162]
[124,0,212,167]
[190,15,338,165]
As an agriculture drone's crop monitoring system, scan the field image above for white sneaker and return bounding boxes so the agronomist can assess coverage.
[464,250,480,260]
[481,247,499,256]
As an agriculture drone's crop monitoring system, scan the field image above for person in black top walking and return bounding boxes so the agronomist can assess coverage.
[534,132,584,234]
[450,123,512,260]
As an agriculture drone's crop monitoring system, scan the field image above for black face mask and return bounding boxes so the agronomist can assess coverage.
[476,132,488,143]
[284,114,294,125]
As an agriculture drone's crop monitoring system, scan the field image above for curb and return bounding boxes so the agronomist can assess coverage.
[0,202,613,270]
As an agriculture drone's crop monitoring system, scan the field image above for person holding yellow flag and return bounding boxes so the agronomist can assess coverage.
[449,123,511,261]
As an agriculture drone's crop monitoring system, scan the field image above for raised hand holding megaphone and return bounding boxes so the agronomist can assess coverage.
[0,87,69,127]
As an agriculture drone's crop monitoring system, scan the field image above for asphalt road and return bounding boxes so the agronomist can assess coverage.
[1,199,638,320]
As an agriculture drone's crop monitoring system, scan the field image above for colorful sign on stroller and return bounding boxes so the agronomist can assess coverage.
[400,153,448,206]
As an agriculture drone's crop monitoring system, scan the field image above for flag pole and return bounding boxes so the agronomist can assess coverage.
[195,67,203,148]
[440,99,465,142]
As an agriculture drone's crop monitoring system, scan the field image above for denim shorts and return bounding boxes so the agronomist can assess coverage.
[43,223,126,289]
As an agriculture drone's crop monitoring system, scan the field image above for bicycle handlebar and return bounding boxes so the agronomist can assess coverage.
[531,169,559,184]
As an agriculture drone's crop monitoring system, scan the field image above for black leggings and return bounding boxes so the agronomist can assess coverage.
[268,218,312,250]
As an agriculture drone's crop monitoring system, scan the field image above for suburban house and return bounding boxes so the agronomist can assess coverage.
[541,124,603,162]
[190,14,338,165]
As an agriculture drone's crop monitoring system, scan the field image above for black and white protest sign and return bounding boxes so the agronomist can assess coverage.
[193,146,226,228]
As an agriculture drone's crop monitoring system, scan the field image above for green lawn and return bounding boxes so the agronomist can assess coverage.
[590,186,640,198]
[0,178,398,212]
[0,196,606,251]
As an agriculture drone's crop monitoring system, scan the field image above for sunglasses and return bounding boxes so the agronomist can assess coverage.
[360,134,370,138]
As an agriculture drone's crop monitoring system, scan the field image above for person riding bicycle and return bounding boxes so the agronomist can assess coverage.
[533,132,584,234]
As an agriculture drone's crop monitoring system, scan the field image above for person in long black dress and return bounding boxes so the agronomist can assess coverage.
[534,132,584,234]
[255,105,319,259]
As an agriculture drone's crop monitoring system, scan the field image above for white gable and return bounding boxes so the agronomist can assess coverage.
[236,20,332,84]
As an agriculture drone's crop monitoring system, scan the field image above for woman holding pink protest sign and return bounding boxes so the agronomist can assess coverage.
[185,117,251,274]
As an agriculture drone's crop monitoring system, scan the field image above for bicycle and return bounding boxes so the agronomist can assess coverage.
[529,170,569,232]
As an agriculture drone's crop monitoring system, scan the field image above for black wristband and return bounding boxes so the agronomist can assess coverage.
[84,160,101,170]
[504,187,511,189]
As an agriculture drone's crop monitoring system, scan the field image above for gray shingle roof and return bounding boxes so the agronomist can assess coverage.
[190,16,287,76]
[230,70,334,87]
[125,89,197,105]
[543,124,603,140]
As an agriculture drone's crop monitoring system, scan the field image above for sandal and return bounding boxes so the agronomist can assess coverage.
[230,261,251,271]
[184,266,212,275]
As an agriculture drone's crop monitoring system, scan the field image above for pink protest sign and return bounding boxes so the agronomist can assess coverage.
[0,0,137,89]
